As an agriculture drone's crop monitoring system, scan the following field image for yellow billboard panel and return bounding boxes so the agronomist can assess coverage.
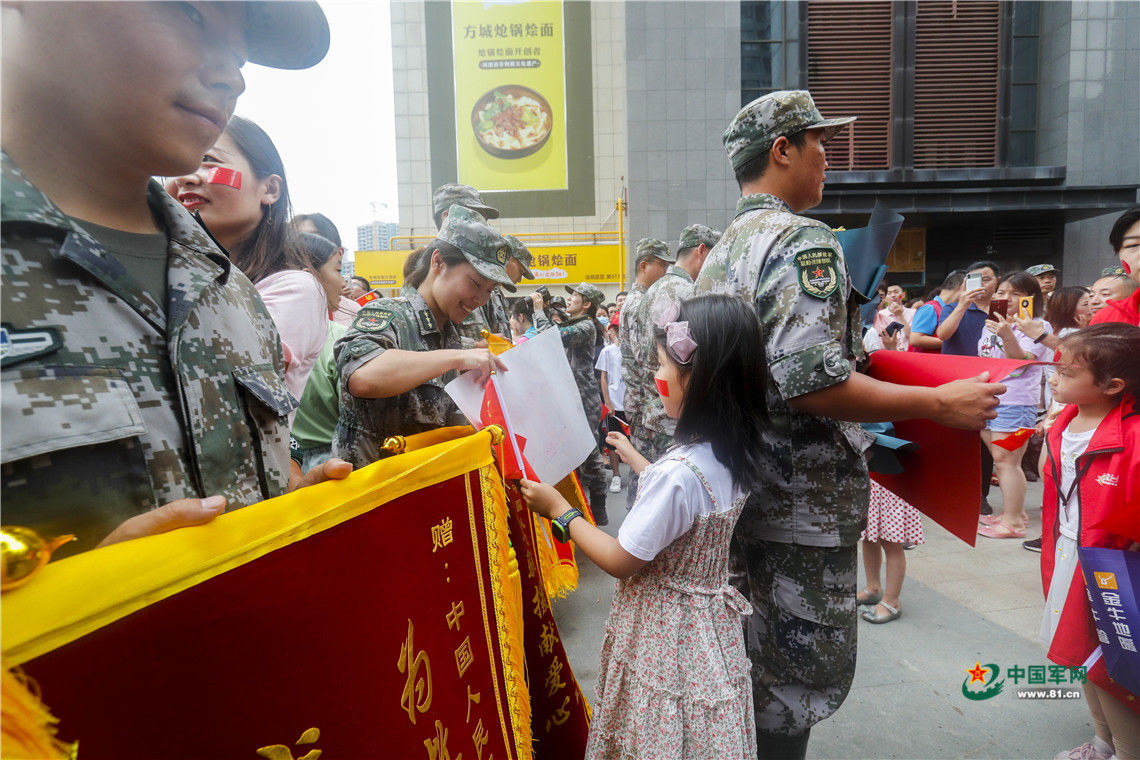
[356,243,622,291]
[452,0,567,192]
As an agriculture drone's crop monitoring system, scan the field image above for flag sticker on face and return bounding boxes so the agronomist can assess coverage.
[352,308,394,333]
[794,248,840,299]
[205,167,242,189]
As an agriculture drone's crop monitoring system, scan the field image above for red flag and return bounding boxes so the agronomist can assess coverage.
[356,290,379,306]
[866,352,1050,546]
[480,377,538,481]
[992,428,1035,451]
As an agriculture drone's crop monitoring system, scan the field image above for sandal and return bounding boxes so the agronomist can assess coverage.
[861,602,901,624]
[856,588,882,607]
[978,514,1003,526]
[977,522,1027,539]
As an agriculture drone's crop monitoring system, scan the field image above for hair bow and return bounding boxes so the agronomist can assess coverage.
[665,321,697,364]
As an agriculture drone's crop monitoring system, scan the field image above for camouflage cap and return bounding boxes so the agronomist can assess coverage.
[634,237,676,264]
[723,90,856,170]
[565,282,606,306]
[246,2,330,70]
[1027,264,1060,276]
[1102,265,1128,277]
[433,184,500,221]
[503,234,535,279]
[437,205,516,291]
[677,224,723,251]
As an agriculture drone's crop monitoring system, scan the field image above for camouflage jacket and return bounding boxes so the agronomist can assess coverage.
[1,154,293,557]
[639,265,695,437]
[333,291,465,468]
[617,283,648,432]
[547,314,602,425]
[694,193,871,548]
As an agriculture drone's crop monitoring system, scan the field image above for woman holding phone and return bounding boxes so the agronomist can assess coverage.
[976,272,1052,539]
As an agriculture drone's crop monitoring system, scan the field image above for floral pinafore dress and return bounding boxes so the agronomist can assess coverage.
[585,456,756,759]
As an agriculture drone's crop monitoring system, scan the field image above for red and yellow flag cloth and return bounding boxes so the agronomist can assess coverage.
[866,351,1052,546]
[1,429,588,759]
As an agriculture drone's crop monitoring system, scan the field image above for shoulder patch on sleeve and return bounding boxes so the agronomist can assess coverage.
[352,307,394,333]
[793,248,841,300]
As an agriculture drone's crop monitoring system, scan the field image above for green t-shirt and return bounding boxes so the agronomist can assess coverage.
[291,321,347,449]
[74,218,168,310]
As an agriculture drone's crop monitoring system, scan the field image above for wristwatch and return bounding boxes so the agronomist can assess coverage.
[550,508,584,543]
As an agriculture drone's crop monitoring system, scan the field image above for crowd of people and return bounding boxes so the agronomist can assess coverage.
[2,3,1137,760]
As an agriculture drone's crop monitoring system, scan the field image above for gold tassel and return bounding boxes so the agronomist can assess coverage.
[479,467,533,760]
[1,661,75,759]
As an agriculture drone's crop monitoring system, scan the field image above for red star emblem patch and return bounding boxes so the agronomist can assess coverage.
[813,267,825,278]
[967,662,989,685]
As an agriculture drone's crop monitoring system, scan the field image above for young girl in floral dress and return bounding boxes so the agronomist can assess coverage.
[521,294,769,759]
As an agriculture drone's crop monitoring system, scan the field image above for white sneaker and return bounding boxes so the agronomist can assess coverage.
[609,475,622,493]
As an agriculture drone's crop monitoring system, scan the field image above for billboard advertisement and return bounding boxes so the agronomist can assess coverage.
[452,0,568,192]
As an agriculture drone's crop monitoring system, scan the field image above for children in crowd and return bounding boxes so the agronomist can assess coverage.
[520,294,768,759]
[167,116,327,409]
[977,272,1053,539]
[1040,324,1140,760]
[857,481,925,624]
[0,1,345,555]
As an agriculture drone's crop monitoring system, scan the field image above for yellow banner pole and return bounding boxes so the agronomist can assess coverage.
[617,194,627,290]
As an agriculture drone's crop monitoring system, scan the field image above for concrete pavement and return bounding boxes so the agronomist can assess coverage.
[551,474,1095,759]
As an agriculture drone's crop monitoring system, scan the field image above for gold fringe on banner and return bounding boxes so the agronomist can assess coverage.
[478,466,533,760]
[0,662,74,759]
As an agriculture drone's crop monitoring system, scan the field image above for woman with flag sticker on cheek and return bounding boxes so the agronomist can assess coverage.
[520,294,770,759]
[166,116,327,414]
[330,205,515,468]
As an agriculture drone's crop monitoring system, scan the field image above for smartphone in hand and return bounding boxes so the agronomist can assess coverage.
[988,298,1009,320]
[1018,296,1034,320]
[965,273,983,292]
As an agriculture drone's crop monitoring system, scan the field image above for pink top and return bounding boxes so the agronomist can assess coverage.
[332,296,362,327]
[255,269,329,418]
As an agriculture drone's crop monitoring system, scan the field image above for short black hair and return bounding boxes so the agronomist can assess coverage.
[292,213,341,247]
[616,290,628,299]
[653,294,769,492]
[734,129,808,187]
[940,270,966,290]
[966,260,1001,277]
[1109,205,1140,253]
[298,232,338,268]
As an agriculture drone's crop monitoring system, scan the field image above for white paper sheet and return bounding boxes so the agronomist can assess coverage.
[445,327,596,483]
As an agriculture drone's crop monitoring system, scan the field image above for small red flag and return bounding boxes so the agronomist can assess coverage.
[992,428,1035,451]
[480,378,538,481]
[356,291,379,306]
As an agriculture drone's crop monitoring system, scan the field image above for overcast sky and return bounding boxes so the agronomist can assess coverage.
[238,1,398,254]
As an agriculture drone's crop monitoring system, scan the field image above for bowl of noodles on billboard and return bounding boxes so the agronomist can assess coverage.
[471,85,553,159]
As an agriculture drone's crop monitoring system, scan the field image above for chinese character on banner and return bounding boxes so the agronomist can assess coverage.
[432,518,454,552]
[397,620,433,725]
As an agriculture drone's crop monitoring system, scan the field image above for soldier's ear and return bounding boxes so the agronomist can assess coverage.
[770,136,794,168]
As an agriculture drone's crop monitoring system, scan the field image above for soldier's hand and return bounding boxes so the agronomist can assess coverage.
[457,349,508,386]
[518,478,569,520]
[96,495,227,548]
[289,457,353,492]
[932,372,1005,430]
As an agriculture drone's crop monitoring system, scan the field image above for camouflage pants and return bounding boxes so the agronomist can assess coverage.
[576,444,608,503]
[730,538,858,738]
[626,429,673,505]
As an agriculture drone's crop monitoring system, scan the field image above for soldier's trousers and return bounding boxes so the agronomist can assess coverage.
[730,538,858,739]
[575,445,607,505]
[627,428,673,505]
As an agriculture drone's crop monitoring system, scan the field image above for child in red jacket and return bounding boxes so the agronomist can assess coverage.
[1041,323,1140,760]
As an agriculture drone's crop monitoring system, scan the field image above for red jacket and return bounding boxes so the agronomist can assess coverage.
[1041,395,1140,711]
[1090,288,1140,326]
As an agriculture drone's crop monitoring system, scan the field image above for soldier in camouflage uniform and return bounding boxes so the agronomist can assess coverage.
[334,205,514,468]
[478,234,535,339]
[539,282,610,524]
[637,224,723,462]
[618,238,674,503]
[694,90,1002,759]
[430,184,510,343]
[0,1,333,557]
